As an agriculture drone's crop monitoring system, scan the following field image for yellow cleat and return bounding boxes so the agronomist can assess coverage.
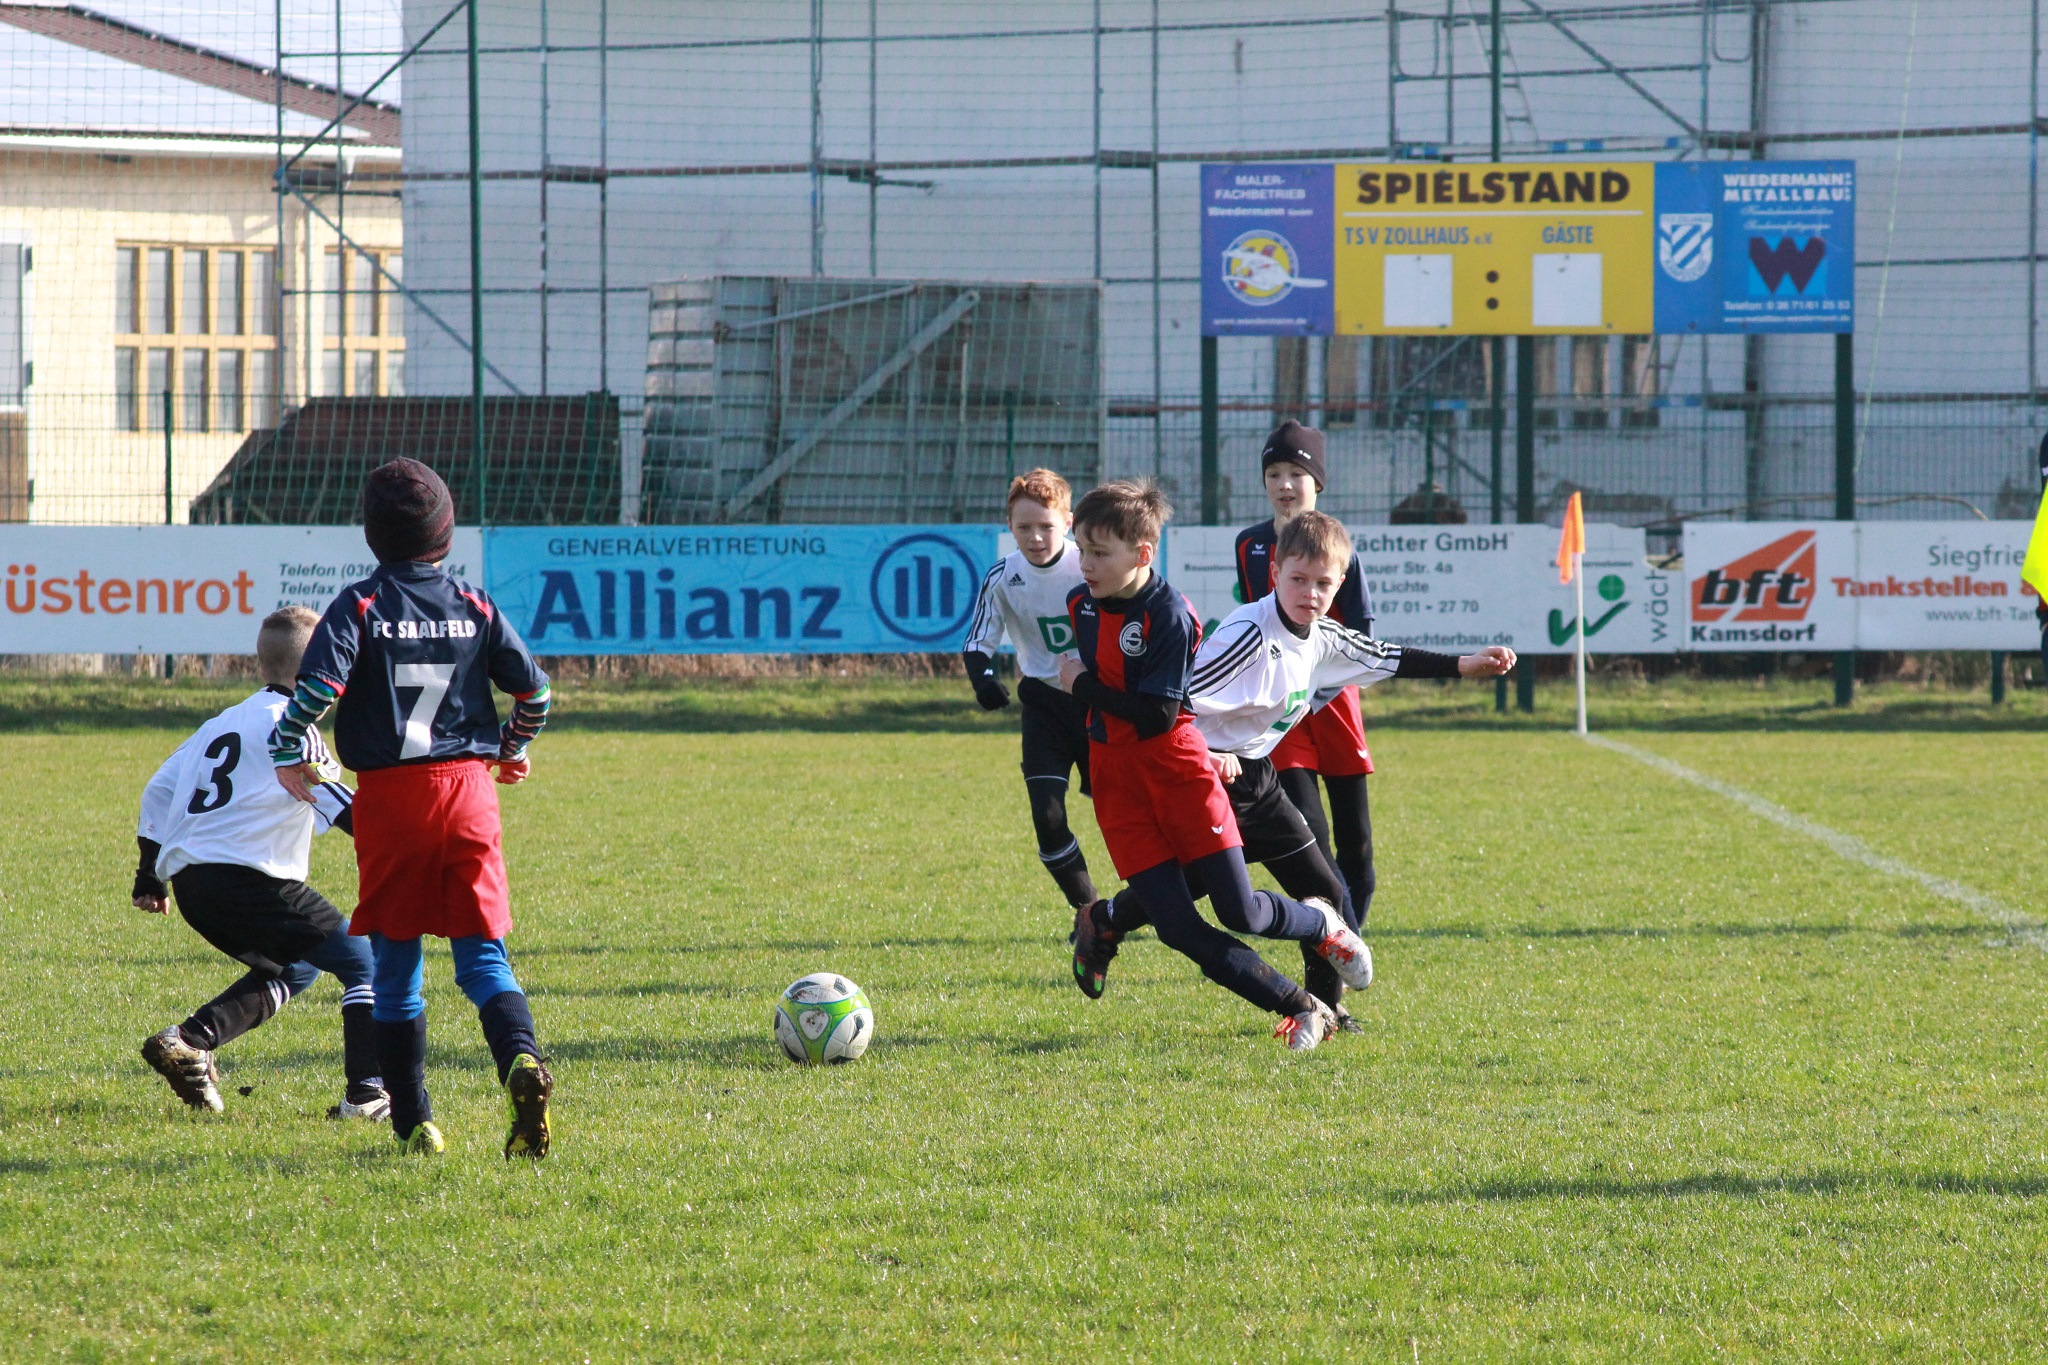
[504,1054,553,1161]
[398,1121,445,1154]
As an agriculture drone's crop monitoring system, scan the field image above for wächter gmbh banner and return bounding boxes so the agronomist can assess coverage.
[1166,522,1678,656]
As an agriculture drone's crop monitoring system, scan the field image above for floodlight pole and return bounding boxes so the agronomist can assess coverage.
[1833,331,1854,706]
[468,0,486,527]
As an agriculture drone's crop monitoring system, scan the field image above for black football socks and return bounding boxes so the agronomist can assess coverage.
[181,971,289,1051]
[374,1015,431,1138]
[476,990,540,1086]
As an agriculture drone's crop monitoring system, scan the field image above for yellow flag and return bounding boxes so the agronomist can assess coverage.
[1555,491,1585,585]
[2024,482,2048,602]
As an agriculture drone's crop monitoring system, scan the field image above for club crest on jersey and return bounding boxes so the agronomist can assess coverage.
[1118,621,1147,656]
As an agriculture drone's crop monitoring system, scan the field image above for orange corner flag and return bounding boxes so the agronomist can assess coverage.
[1555,491,1585,584]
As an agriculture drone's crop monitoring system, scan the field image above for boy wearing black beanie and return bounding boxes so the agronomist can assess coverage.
[271,458,557,1158]
[1232,421,1378,1025]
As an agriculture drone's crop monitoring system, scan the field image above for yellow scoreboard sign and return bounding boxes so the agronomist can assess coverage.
[1331,162,1654,336]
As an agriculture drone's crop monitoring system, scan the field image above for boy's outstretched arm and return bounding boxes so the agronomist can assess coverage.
[494,683,552,785]
[271,675,342,803]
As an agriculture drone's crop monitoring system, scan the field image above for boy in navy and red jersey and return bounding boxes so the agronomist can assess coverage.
[271,458,555,1157]
[1236,421,1379,951]
[1058,480,1364,1052]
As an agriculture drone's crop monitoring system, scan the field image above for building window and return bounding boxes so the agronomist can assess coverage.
[115,346,137,429]
[1621,335,1660,429]
[322,246,404,395]
[144,348,170,431]
[217,254,243,338]
[251,251,278,336]
[215,350,243,432]
[115,244,282,431]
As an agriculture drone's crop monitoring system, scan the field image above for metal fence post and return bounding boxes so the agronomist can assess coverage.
[1834,332,1854,706]
[1515,334,1536,713]
[163,382,175,680]
[1200,336,1219,525]
[468,0,487,527]
[1991,651,2007,704]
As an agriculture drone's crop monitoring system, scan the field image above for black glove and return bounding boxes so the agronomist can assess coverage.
[132,837,167,901]
[963,650,1010,711]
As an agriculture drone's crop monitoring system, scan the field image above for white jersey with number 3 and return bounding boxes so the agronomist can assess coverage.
[962,541,1086,681]
[139,688,353,882]
[1187,596,1404,759]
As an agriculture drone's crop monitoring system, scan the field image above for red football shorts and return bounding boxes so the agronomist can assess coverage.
[1089,720,1241,878]
[350,758,512,941]
[1270,684,1374,777]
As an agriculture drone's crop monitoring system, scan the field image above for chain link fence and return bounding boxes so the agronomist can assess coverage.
[0,1,2042,529]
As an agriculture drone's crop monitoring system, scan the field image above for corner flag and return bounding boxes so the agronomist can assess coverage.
[1557,491,1588,735]
[2024,481,2048,602]
[1556,491,1585,584]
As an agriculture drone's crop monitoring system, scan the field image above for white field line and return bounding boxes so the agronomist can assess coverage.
[1581,733,2048,952]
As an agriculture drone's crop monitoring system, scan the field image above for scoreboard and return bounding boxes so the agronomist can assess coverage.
[1200,160,1854,338]
[1332,161,1655,336]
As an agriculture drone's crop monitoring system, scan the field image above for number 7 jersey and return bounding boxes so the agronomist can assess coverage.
[295,561,548,773]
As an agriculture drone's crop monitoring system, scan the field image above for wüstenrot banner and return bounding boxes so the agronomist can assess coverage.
[0,526,483,653]
[1680,521,2038,650]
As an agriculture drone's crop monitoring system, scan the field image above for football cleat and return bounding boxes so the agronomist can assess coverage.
[398,1122,445,1154]
[328,1087,392,1122]
[503,1053,553,1160]
[1305,897,1373,992]
[141,1026,224,1113]
[1274,997,1340,1053]
[1331,1005,1364,1035]
[1070,899,1122,1001]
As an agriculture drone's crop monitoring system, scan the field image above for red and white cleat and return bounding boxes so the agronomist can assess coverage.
[1305,897,1373,992]
[1274,996,1340,1053]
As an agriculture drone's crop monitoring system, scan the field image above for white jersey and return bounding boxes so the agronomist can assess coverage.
[139,688,353,882]
[962,541,1085,681]
[1187,596,1404,759]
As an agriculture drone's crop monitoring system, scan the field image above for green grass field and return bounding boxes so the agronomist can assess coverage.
[2,676,2045,1360]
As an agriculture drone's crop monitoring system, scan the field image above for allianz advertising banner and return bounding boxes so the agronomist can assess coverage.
[1680,522,2038,650]
[1165,523,1679,656]
[0,526,483,653]
[482,525,1001,654]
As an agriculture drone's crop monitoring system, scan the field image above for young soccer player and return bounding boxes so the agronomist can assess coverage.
[961,469,1097,911]
[1235,420,1380,925]
[1191,511,1514,1018]
[133,606,388,1120]
[270,458,555,1158]
[1057,479,1368,1052]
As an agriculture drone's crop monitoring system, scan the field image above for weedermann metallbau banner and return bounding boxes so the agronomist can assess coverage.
[1201,159,1853,337]
[3,523,2029,655]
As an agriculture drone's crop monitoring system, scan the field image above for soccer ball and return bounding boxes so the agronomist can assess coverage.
[773,973,875,1065]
